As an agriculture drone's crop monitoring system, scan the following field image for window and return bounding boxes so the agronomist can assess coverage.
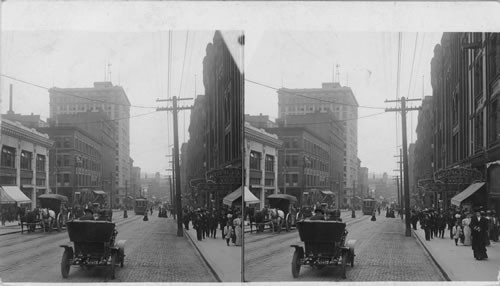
[63,155,70,166]
[63,137,71,148]
[20,151,32,170]
[292,174,298,184]
[475,111,484,152]
[250,151,261,170]
[265,155,274,172]
[1,146,16,168]
[63,174,70,183]
[36,155,46,172]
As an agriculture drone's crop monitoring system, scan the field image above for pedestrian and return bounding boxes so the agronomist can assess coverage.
[150,206,153,216]
[143,211,149,221]
[421,210,431,241]
[411,211,418,230]
[471,209,488,260]
[462,212,472,246]
[490,210,499,242]
[437,213,446,238]
[452,221,461,246]
[447,212,455,239]
[183,209,190,230]
[203,210,210,239]
[378,206,381,216]
[233,213,242,246]
[193,209,202,241]
[485,210,492,246]
[371,210,376,221]
[224,221,232,246]
[210,210,218,238]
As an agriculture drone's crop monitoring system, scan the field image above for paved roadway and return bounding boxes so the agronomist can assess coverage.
[0,212,217,282]
[244,213,446,282]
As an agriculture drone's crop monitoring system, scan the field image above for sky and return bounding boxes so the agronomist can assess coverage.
[245,31,443,175]
[1,1,499,177]
[1,30,216,175]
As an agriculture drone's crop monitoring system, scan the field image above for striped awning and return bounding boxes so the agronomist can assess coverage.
[0,186,31,204]
[451,182,485,207]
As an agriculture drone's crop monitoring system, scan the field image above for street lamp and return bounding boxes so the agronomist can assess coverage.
[123,180,128,218]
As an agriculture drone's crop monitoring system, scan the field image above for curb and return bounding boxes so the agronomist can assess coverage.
[411,228,452,281]
[183,228,222,283]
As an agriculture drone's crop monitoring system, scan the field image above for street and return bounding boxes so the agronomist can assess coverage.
[244,212,445,282]
[0,212,217,282]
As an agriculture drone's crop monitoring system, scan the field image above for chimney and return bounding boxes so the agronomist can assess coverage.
[8,84,14,114]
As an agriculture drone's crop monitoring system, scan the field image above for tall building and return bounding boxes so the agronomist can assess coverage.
[0,119,53,209]
[202,31,244,209]
[429,33,500,212]
[278,82,359,197]
[49,82,131,205]
[266,125,332,207]
[38,125,101,204]
[245,122,282,209]
[413,96,434,208]
[275,113,345,207]
[48,112,117,203]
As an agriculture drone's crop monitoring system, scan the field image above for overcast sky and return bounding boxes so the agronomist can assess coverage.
[245,31,442,175]
[1,1,499,177]
[1,30,215,175]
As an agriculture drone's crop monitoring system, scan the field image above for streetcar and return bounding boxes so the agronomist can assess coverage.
[134,198,148,215]
[362,198,376,215]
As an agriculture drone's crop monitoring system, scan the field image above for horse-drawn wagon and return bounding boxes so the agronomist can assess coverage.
[290,220,356,279]
[60,220,125,279]
[267,194,298,233]
[38,194,70,232]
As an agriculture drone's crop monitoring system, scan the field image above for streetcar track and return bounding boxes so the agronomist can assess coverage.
[0,215,141,273]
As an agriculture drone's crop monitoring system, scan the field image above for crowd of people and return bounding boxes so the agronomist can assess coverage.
[410,207,499,260]
[181,206,242,247]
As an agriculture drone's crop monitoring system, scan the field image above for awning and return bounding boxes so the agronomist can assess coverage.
[321,190,334,195]
[38,193,69,202]
[223,186,259,206]
[0,186,32,204]
[267,194,298,202]
[451,182,485,206]
[93,190,107,195]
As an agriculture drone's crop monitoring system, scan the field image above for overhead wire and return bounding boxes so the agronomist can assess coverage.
[0,73,157,109]
[245,78,386,110]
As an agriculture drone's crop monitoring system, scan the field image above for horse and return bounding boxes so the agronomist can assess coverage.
[19,208,40,233]
[269,208,285,233]
[39,208,56,232]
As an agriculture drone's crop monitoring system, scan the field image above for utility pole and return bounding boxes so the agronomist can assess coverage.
[283,148,287,194]
[157,96,193,237]
[110,171,114,209]
[124,180,128,218]
[393,176,400,208]
[352,180,356,218]
[385,96,421,237]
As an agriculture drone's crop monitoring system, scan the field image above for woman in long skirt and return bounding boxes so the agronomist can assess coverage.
[233,214,242,246]
[462,213,472,246]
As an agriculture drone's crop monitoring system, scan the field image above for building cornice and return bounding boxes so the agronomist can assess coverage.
[1,119,53,148]
[245,122,282,148]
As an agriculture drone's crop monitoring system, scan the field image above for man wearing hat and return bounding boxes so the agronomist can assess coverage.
[309,208,325,221]
[80,208,95,220]
[470,208,488,260]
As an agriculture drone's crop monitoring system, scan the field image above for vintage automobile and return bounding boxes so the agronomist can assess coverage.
[290,220,356,279]
[38,194,70,231]
[60,220,125,279]
[267,194,298,232]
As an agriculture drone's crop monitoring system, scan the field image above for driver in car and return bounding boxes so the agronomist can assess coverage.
[309,208,325,221]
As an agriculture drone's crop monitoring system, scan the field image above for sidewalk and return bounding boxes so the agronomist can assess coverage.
[183,220,241,282]
[413,222,500,281]
[0,209,125,236]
